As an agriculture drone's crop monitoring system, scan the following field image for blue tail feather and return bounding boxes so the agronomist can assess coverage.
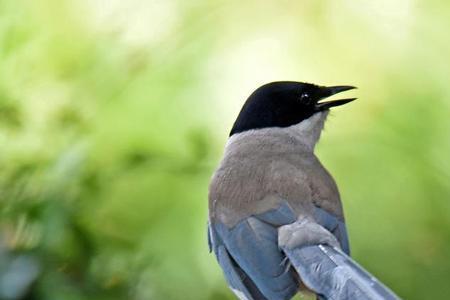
[282,244,400,300]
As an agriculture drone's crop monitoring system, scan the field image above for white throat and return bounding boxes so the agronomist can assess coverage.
[285,111,329,151]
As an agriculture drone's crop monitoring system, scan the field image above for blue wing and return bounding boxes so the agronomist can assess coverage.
[209,201,350,300]
[209,202,298,300]
[312,205,350,255]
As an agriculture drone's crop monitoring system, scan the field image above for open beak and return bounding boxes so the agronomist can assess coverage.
[315,85,357,110]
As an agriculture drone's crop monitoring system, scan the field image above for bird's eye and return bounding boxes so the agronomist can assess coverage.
[301,92,310,100]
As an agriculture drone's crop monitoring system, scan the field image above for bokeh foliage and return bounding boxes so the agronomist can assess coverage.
[0,1,449,299]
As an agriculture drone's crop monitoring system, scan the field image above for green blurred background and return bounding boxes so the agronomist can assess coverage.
[0,0,449,299]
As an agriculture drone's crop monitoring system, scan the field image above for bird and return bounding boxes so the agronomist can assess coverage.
[207,81,400,300]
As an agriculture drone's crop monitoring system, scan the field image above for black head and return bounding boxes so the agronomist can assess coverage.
[230,81,356,136]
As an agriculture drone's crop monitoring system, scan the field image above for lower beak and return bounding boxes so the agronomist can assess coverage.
[315,85,357,110]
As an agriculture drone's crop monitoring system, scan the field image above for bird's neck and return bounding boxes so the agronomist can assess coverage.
[225,111,328,155]
[286,111,328,151]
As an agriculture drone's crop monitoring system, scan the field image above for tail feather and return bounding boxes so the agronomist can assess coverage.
[282,244,400,300]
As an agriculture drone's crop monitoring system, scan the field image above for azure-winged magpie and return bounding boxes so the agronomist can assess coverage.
[208,81,400,300]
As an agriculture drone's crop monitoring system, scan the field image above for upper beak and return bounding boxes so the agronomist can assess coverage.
[315,85,357,110]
